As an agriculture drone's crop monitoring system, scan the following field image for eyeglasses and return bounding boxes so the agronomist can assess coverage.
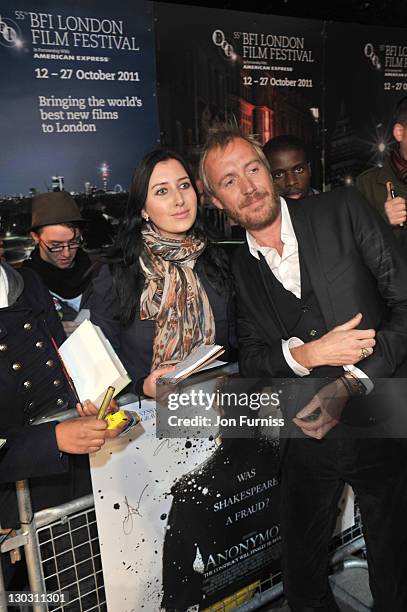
[38,236,83,253]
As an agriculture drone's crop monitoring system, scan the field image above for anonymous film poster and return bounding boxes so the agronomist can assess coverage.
[90,399,282,611]
[325,21,407,188]
[0,0,158,206]
[155,3,324,188]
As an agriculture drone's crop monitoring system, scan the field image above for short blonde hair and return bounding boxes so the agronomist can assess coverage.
[199,125,270,198]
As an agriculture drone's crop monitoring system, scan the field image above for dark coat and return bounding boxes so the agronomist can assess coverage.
[356,157,407,250]
[90,253,236,392]
[232,187,407,434]
[0,265,90,528]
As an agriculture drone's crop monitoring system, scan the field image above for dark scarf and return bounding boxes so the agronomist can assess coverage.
[25,247,92,299]
[390,145,407,185]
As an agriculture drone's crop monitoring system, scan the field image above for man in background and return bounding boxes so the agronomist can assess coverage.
[263,135,318,200]
[23,192,93,334]
[357,96,407,249]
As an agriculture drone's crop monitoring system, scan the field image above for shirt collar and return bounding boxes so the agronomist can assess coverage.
[246,197,297,260]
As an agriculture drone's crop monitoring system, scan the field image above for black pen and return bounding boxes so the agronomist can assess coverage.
[388,182,404,228]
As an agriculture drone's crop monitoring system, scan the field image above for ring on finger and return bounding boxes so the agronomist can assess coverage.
[360,347,369,360]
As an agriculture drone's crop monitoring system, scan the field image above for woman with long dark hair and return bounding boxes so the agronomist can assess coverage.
[90,149,235,397]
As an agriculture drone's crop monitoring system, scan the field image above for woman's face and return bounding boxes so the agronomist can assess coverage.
[143,159,198,240]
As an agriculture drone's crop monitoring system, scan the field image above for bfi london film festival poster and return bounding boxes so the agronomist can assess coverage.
[90,395,282,612]
[155,3,325,188]
[325,21,407,189]
[0,0,159,198]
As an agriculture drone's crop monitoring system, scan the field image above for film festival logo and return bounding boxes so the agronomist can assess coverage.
[212,29,237,61]
[364,42,382,71]
[0,15,22,48]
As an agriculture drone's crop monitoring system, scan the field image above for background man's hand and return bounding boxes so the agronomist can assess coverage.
[293,378,349,439]
[291,313,375,369]
[384,181,406,226]
[55,417,109,454]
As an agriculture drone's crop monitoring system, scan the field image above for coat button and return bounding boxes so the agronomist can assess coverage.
[23,380,32,390]
[53,379,61,387]
[0,343,7,352]
[309,329,317,337]
[46,359,54,368]
[12,362,22,371]
[56,398,64,406]
[23,323,32,331]
[35,341,44,349]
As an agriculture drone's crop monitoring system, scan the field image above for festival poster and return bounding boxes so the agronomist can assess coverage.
[0,0,159,199]
[325,21,407,188]
[90,395,282,611]
[154,3,324,187]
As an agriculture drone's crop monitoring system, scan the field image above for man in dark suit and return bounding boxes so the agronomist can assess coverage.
[199,126,407,612]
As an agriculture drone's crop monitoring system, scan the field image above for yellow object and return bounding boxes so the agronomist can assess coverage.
[105,409,130,430]
[201,580,260,611]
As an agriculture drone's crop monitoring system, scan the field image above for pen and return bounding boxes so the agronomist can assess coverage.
[97,386,115,420]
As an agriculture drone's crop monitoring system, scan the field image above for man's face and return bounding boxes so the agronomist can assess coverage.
[32,225,81,269]
[267,148,311,199]
[394,123,407,160]
[204,138,280,231]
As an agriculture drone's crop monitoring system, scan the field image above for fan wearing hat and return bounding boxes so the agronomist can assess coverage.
[23,192,93,333]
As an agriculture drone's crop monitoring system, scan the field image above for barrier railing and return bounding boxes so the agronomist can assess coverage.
[0,481,365,612]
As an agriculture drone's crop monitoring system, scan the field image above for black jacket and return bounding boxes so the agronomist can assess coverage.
[0,265,90,528]
[90,253,236,392]
[232,187,407,434]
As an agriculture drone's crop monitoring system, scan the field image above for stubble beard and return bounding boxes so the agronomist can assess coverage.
[227,191,281,231]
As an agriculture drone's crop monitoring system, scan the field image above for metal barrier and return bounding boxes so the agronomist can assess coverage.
[0,482,105,612]
[0,475,365,612]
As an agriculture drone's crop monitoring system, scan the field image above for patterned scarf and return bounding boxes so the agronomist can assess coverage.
[139,224,215,370]
[390,145,407,185]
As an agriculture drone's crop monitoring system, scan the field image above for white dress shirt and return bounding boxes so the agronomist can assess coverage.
[246,198,372,392]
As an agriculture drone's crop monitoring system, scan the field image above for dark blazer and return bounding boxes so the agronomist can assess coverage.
[90,253,236,391]
[232,187,407,432]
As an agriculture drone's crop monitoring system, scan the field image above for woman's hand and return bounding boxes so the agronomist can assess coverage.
[143,365,177,398]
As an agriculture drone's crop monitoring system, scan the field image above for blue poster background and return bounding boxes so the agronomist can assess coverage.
[0,0,159,197]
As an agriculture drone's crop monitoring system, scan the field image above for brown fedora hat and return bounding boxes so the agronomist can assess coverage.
[31,192,85,230]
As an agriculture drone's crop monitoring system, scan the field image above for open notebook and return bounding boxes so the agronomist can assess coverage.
[160,344,225,383]
[59,320,131,407]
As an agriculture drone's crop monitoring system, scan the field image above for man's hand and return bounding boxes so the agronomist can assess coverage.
[55,417,109,454]
[293,378,349,439]
[143,365,177,398]
[291,313,375,369]
[384,181,406,226]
